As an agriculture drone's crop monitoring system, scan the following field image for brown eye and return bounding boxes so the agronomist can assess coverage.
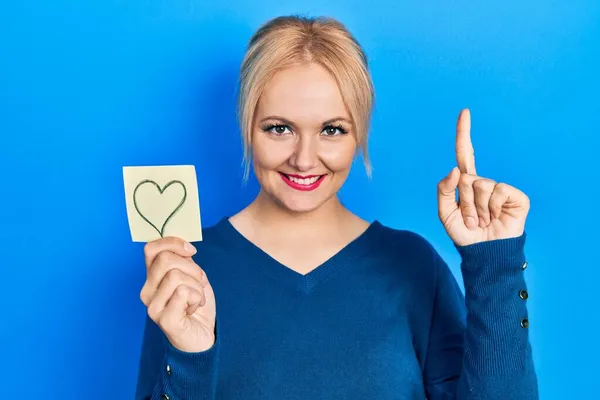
[262,124,291,135]
[321,124,348,136]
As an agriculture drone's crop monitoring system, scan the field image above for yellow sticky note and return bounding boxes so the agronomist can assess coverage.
[123,165,202,242]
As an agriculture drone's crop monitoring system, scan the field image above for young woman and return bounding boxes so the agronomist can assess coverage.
[135,15,538,400]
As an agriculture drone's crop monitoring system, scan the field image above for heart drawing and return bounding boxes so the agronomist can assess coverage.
[133,179,187,238]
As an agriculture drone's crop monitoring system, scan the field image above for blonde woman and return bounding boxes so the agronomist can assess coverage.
[135,15,538,400]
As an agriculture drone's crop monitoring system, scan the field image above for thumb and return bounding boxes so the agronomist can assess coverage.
[437,166,460,222]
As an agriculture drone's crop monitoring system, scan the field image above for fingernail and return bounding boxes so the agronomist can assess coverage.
[184,242,196,254]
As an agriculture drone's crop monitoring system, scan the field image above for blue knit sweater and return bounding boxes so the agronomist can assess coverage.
[135,218,538,399]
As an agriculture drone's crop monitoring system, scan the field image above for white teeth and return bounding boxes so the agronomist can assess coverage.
[289,175,320,185]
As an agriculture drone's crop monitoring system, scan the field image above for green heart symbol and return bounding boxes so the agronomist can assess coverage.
[133,179,187,238]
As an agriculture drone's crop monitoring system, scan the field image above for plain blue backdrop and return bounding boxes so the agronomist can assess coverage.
[1,1,598,398]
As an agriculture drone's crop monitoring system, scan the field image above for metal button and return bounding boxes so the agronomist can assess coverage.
[520,318,529,328]
[521,261,528,270]
[519,290,529,300]
[161,395,170,400]
[166,364,171,375]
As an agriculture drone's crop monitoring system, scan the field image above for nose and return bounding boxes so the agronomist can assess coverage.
[288,135,319,172]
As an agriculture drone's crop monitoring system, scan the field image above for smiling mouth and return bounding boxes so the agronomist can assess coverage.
[278,172,326,191]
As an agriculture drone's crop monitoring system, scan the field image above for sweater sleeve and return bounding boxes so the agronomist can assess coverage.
[134,314,221,400]
[423,233,539,400]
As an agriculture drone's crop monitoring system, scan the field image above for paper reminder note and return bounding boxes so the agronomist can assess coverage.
[123,165,202,242]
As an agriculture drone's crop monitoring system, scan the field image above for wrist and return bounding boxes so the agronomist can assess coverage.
[455,232,527,272]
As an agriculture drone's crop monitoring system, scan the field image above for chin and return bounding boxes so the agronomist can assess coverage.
[275,196,328,214]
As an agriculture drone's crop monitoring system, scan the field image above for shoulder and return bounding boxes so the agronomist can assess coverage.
[366,221,449,290]
[188,218,237,267]
[371,222,463,297]
[191,218,229,249]
[372,221,441,266]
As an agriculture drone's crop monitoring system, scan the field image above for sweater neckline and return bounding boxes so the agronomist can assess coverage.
[214,217,383,294]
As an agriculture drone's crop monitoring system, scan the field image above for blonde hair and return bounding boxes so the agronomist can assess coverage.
[237,15,375,180]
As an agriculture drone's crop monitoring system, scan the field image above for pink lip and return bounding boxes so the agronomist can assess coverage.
[279,172,326,191]
[285,173,321,179]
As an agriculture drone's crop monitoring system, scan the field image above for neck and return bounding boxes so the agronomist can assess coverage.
[244,189,350,237]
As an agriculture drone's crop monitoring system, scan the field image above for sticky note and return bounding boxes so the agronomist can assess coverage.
[123,165,202,242]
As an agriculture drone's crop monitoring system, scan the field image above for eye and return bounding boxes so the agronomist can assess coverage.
[262,124,292,136]
[321,124,349,136]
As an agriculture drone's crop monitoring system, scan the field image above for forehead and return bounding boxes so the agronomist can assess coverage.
[257,63,349,122]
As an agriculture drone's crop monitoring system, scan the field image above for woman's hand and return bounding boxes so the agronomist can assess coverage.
[437,109,531,246]
[140,237,217,353]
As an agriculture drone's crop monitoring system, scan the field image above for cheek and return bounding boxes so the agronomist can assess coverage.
[252,136,292,170]
[319,140,356,172]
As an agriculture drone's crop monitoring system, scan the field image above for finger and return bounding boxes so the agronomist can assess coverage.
[489,182,530,220]
[458,172,479,229]
[144,236,196,268]
[146,269,206,320]
[472,178,496,227]
[489,183,509,220]
[437,166,460,223]
[141,252,207,305]
[158,285,205,329]
[455,108,477,175]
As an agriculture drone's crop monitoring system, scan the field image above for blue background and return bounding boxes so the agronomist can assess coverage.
[1,1,598,398]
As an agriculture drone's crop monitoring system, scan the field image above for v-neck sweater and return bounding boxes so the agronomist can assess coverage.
[135,218,539,399]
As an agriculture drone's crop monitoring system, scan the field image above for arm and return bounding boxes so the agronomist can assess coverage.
[423,233,538,400]
[135,314,221,400]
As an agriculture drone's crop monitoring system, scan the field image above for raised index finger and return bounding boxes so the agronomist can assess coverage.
[455,108,477,175]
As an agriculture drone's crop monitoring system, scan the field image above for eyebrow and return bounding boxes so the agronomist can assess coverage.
[259,115,352,126]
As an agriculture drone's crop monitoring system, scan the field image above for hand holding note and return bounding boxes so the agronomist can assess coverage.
[125,165,215,352]
[140,237,217,353]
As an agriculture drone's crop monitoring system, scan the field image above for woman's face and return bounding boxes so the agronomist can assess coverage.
[251,63,357,213]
